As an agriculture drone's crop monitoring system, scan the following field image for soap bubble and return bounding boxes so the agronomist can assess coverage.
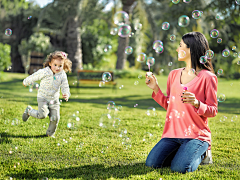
[102,72,112,82]
[112,118,121,128]
[5,28,12,36]
[222,49,230,57]
[215,14,221,20]
[138,74,143,79]
[178,15,190,27]
[232,46,237,51]
[103,45,112,53]
[217,93,226,102]
[153,40,163,50]
[99,114,112,128]
[110,27,118,35]
[217,69,223,75]
[168,62,173,66]
[231,115,238,122]
[162,22,170,30]
[146,57,155,66]
[155,45,164,54]
[237,61,240,65]
[118,24,131,38]
[210,29,219,38]
[28,16,32,20]
[146,107,157,116]
[205,50,214,59]
[99,81,105,87]
[134,104,138,107]
[183,0,192,3]
[236,0,240,5]
[172,0,180,4]
[134,23,142,30]
[217,38,222,43]
[125,46,133,55]
[220,115,227,122]
[199,56,207,64]
[178,50,186,59]
[188,68,195,75]
[113,11,129,25]
[233,52,238,57]
[170,34,176,41]
[137,53,147,63]
[134,81,139,85]
[192,10,202,19]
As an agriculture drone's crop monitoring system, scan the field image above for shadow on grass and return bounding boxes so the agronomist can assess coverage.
[218,97,240,114]
[9,162,161,179]
[0,132,47,141]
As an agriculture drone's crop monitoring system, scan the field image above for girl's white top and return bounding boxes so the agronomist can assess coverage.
[23,67,71,100]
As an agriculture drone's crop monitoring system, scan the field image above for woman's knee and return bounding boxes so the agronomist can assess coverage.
[171,162,192,173]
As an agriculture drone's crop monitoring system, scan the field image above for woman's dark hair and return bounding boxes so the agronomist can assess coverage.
[182,32,215,74]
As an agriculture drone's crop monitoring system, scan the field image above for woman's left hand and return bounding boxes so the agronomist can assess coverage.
[181,91,200,108]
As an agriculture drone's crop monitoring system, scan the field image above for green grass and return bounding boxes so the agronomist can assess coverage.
[0,73,239,180]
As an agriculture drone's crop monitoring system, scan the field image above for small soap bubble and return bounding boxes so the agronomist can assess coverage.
[103,45,112,53]
[217,93,226,102]
[159,69,164,73]
[28,16,32,19]
[220,115,227,122]
[192,10,202,19]
[199,56,207,64]
[215,14,221,20]
[134,81,139,85]
[134,104,138,107]
[146,57,155,66]
[237,61,240,65]
[50,100,54,105]
[183,0,192,3]
[217,38,222,43]
[168,62,173,66]
[67,122,74,129]
[222,49,230,57]
[7,66,12,71]
[155,45,164,54]
[42,177,48,180]
[134,23,142,30]
[232,46,237,51]
[125,46,133,55]
[118,24,131,38]
[110,27,118,35]
[129,32,134,37]
[170,34,176,41]
[5,28,12,36]
[217,69,223,75]
[138,74,143,79]
[239,52,240,58]
[137,53,147,63]
[102,72,112,82]
[29,88,33,93]
[146,107,157,116]
[99,81,105,87]
[172,0,180,4]
[210,29,219,38]
[162,22,170,30]
[113,11,129,25]
[50,115,56,121]
[233,52,238,57]
[188,68,195,75]
[236,0,240,5]
[178,15,190,27]
[112,118,121,128]
[107,101,115,110]
[205,50,214,59]
[153,40,163,50]
[178,50,186,58]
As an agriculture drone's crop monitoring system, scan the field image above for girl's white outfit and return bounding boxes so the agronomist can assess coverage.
[23,66,70,136]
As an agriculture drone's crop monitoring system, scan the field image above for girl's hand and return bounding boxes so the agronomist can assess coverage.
[62,94,69,102]
[181,91,200,108]
[145,73,160,93]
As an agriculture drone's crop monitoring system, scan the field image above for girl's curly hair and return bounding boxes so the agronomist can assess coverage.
[43,51,72,73]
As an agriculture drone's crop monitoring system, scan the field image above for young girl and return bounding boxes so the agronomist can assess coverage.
[145,32,218,173]
[22,51,72,137]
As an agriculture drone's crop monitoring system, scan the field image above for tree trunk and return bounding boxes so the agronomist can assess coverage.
[116,0,136,69]
[66,16,83,73]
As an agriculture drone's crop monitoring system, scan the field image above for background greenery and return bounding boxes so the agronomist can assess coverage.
[0,0,240,78]
[0,73,239,179]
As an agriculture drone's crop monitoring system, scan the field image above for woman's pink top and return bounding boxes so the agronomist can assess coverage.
[152,68,218,149]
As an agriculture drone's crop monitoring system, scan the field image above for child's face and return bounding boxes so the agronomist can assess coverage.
[49,58,64,74]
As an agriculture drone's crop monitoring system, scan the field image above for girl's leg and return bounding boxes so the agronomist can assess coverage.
[146,138,180,168]
[46,99,60,136]
[170,139,209,173]
[29,97,49,119]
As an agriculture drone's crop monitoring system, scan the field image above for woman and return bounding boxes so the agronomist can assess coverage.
[145,32,218,173]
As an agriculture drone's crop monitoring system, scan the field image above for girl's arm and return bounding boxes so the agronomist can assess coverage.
[23,68,47,86]
[61,73,71,100]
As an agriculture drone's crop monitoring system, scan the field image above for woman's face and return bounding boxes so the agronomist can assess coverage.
[176,39,191,62]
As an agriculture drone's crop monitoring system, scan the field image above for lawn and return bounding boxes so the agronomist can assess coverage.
[0,72,239,180]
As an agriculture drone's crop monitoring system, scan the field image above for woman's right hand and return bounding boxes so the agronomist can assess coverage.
[145,73,160,93]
